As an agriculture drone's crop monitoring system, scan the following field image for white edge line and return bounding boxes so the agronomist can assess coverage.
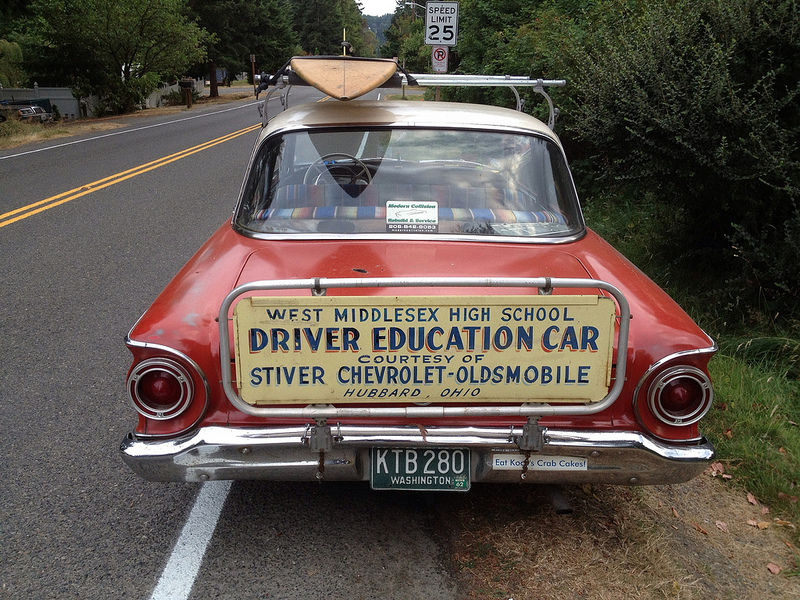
[0,100,265,161]
[149,480,232,600]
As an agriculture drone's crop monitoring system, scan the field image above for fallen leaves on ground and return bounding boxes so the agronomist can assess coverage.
[691,522,709,535]
[708,461,733,480]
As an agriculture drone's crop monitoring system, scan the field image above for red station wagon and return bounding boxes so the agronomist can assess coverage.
[121,57,716,497]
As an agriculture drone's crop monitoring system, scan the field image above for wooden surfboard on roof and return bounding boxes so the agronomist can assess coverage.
[290,56,398,101]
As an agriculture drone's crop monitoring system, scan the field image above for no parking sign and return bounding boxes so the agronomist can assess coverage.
[432,46,449,73]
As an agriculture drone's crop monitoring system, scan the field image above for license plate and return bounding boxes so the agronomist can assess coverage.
[370,448,470,491]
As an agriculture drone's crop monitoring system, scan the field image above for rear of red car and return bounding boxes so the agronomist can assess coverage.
[121,99,715,490]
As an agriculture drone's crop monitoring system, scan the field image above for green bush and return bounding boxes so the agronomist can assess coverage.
[550,0,800,323]
[0,117,25,138]
[451,0,800,326]
[93,71,162,114]
[161,88,200,106]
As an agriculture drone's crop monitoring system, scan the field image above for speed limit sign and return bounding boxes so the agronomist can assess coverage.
[432,46,449,72]
[425,1,459,46]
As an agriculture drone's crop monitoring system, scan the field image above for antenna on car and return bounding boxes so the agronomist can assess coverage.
[341,29,352,56]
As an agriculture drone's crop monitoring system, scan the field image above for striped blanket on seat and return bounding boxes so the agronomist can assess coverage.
[256,184,567,224]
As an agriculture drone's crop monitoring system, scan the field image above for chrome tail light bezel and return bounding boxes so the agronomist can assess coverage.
[647,365,714,426]
[127,357,195,421]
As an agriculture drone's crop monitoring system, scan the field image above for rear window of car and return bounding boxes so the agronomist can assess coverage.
[236,127,583,238]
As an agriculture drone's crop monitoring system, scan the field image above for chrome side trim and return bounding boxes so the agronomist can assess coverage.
[228,227,588,244]
[120,425,715,484]
[218,276,630,419]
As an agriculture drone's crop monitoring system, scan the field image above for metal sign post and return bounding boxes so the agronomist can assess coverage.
[250,54,256,95]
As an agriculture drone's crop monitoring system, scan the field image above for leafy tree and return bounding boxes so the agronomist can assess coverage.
[361,26,379,57]
[0,40,25,87]
[25,0,209,113]
[432,0,556,107]
[291,0,372,56]
[0,0,30,39]
[365,13,394,48]
[381,4,428,70]
[190,0,298,97]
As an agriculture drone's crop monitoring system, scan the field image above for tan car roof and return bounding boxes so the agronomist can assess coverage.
[262,99,559,144]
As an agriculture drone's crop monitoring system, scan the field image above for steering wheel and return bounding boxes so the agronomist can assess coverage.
[303,153,373,185]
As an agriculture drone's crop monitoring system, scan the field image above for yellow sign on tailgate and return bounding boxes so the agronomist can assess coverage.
[233,296,616,405]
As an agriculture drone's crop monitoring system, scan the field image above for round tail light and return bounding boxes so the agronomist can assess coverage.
[128,358,194,420]
[648,366,713,426]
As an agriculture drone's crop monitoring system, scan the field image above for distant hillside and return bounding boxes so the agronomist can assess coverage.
[364,13,393,48]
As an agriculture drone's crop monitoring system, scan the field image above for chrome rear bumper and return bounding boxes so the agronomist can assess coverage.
[120,425,715,485]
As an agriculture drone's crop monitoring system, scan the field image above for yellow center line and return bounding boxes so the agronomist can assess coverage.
[0,123,261,229]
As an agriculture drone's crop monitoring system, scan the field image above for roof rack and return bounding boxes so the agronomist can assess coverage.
[405,74,565,127]
[257,56,565,129]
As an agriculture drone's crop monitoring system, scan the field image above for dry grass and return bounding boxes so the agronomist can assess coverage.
[0,119,124,150]
[0,91,254,151]
[442,485,697,599]
[440,475,798,599]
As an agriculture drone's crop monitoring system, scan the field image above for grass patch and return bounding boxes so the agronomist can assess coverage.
[197,91,254,104]
[384,91,425,101]
[0,119,72,148]
[0,117,125,150]
[0,91,253,151]
[705,353,800,543]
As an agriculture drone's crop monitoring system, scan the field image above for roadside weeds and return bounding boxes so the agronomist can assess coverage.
[0,91,254,151]
[441,473,798,599]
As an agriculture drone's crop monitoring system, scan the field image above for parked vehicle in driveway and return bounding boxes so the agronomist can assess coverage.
[1,104,53,122]
[120,56,716,492]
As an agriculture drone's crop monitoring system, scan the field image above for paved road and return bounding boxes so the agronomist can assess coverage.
[0,88,460,599]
